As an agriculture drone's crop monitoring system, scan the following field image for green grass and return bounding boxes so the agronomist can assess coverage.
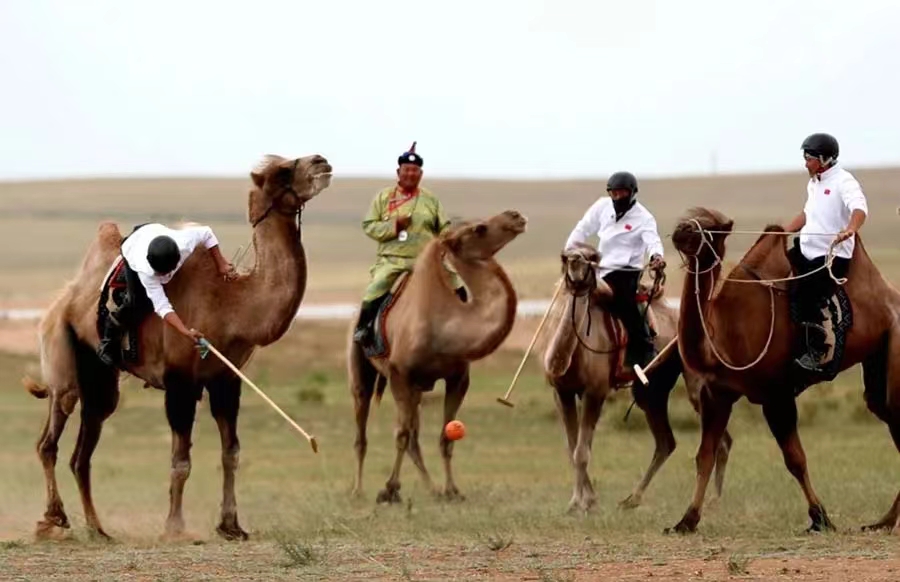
[2,321,900,580]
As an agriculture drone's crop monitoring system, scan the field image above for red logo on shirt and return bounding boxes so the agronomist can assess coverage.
[625,224,632,230]
[824,189,831,195]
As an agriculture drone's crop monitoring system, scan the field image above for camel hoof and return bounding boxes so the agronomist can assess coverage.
[861,521,893,533]
[618,494,641,510]
[807,506,835,533]
[440,487,465,502]
[217,523,250,541]
[664,509,700,535]
[87,527,114,542]
[376,488,402,504]
[34,520,71,541]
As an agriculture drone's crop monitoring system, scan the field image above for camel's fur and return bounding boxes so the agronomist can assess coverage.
[348,210,527,503]
[22,154,333,541]
[538,246,732,513]
[667,206,900,534]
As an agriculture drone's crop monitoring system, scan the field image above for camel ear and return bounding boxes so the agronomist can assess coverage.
[724,220,735,232]
[251,172,265,189]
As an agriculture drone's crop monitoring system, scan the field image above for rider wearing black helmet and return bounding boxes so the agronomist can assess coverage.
[783,132,868,372]
[564,170,666,372]
[96,222,238,367]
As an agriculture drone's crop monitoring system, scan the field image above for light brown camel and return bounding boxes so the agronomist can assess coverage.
[22,154,332,541]
[348,210,527,503]
[667,206,900,534]
[540,246,732,513]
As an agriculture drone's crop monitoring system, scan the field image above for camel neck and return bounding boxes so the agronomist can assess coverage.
[679,253,719,371]
[241,214,307,345]
[416,242,517,360]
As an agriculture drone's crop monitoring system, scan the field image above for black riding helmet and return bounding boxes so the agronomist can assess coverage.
[607,171,639,220]
[147,235,180,274]
[801,133,839,164]
[606,171,639,194]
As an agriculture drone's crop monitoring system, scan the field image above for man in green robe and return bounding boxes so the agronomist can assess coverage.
[353,142,465,345]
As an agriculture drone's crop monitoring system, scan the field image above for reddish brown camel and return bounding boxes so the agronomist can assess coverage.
[22,154,332,541]
[348,210,527,503]
[541,246,732,513]
[668,206,900,534]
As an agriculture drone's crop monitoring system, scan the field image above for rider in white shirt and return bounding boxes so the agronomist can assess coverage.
[783,132,868,372]
[97,222,237,367]
[564,171,666,368]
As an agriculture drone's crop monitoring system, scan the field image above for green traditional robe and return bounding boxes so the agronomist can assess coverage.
[361,185,462,302]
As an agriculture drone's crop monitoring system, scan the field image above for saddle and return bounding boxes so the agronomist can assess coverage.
[361,272,411,360]
[96,256,141,365]
[586,281,664,388]
[787,279,852,395]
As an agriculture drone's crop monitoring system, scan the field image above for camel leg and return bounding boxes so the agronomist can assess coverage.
[403,391,436,494]
[34,323,81,540]
[761,396,834,533]
[349,341,377,497]
[207,373,248,541]
[859,334,900,532]
[684,376,734,503]
[571,391,605,513]
[620,352,681,510]
[162,372,200,538]
[666,384,735,534]
[439,370,470,501]
[553,389,581,512]
[376,372,419,504]
[69,346,119,540]
[35,388,79,539]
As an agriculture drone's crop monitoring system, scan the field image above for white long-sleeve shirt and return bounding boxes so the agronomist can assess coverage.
[564,197,665,277]
[800,164,868,260]
[120,223,220,318]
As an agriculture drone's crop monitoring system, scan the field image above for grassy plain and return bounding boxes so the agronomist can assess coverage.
[2,168,900,580]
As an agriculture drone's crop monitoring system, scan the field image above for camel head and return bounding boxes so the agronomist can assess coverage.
[560,244,599,294]
[671,207,734,262]
[248,154,333,225]
[441,210,527,262]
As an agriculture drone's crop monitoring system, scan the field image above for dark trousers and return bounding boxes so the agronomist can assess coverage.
[788,238,850,324]
[602,270,653,364]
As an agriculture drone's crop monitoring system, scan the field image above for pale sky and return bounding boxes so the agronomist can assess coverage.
[2,0,898,180]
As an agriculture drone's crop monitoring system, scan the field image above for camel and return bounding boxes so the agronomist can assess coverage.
[348,210,527,503]
[21,154,333,541]
[667,206,900,534]
[539,246,732,513]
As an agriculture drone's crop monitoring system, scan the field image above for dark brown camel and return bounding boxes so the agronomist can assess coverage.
[668,206,900,534]
[540,245,732,512]
[22,154,332,541]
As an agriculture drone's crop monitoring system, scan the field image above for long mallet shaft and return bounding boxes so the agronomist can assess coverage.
[199,339,318,453]
[497,278,564,408]
[633,336,678,386]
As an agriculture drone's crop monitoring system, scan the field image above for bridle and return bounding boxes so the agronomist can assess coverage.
[250,158,306,228]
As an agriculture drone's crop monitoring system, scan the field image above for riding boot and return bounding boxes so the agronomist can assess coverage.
[794,321,828,373]
[96,314,124,367]
[353,300,380,344]
[626,319,657,368]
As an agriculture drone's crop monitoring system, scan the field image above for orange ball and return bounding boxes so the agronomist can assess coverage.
[444,420,466,441]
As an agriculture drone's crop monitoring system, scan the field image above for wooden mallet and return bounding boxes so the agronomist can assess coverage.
[497,278,564,408]
[198,338,319,453]
[633,336,678,386]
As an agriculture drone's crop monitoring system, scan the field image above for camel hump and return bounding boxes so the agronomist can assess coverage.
[22,376,49,399]
[97,221,124,245]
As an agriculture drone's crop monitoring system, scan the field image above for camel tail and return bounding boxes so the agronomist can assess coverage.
[374,374,387,405]
[22,376,49,399]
